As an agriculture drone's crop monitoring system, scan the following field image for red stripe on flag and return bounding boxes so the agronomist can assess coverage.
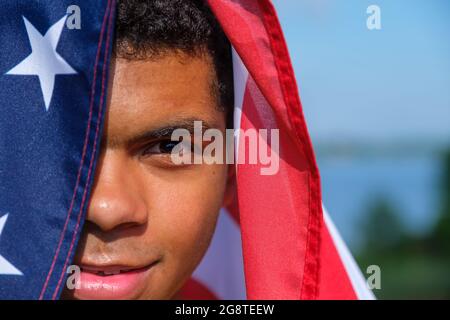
[237,76,311,299]
[317,222,358,299]
[178,278,219,300]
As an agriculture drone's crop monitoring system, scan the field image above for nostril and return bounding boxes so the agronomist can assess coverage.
[116,221,146,230]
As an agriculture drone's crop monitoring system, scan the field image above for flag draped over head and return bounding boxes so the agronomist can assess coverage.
[0,0,374,300]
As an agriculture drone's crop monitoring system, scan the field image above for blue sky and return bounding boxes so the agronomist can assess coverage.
[272,0,450,146]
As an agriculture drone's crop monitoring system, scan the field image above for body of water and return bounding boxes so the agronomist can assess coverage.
[318,154,443,251]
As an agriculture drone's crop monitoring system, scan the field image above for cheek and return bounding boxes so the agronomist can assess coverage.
[142,164,228,277]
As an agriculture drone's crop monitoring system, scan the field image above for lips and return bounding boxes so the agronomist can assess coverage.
[81,265,147,276]
[71,262,158,300]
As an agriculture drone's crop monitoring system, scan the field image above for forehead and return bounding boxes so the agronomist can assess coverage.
[106,53,223,140]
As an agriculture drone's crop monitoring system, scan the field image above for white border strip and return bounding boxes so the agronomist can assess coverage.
[232,47,248,165]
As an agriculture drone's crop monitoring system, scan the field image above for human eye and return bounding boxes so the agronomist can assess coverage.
[141,139,181,156]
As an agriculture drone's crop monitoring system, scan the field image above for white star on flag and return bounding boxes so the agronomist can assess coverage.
[6,15,77,111]
[0,214,23,276]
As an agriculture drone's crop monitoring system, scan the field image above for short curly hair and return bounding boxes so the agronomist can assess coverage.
[115,0,234,121]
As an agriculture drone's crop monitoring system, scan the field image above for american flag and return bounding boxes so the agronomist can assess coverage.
[0,0,374,300]
[0,0,115,299]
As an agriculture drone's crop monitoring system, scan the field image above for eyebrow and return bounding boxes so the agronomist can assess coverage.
[104,117,216,149]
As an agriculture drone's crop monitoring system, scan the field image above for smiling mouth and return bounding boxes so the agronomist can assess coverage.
[80,264,155,276]
[71,261,160,300]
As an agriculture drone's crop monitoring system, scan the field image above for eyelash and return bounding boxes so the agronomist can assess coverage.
[138,135,208,167]
[141,139,181,156]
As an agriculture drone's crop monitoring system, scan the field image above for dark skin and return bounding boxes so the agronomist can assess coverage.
[63,51,229,299]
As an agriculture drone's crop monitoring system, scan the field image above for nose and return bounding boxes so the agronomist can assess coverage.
[87,149,148,232]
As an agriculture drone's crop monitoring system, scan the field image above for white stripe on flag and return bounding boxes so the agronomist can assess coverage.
[232,47,248,164]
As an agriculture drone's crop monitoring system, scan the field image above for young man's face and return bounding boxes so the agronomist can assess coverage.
[63,52,228,300]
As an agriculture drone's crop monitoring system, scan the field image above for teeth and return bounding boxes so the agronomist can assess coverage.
[81,267,136,275]
[103,270,121,276]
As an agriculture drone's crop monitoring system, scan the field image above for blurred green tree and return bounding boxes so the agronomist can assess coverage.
[356,150,450,299]
[429,150,450,254]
